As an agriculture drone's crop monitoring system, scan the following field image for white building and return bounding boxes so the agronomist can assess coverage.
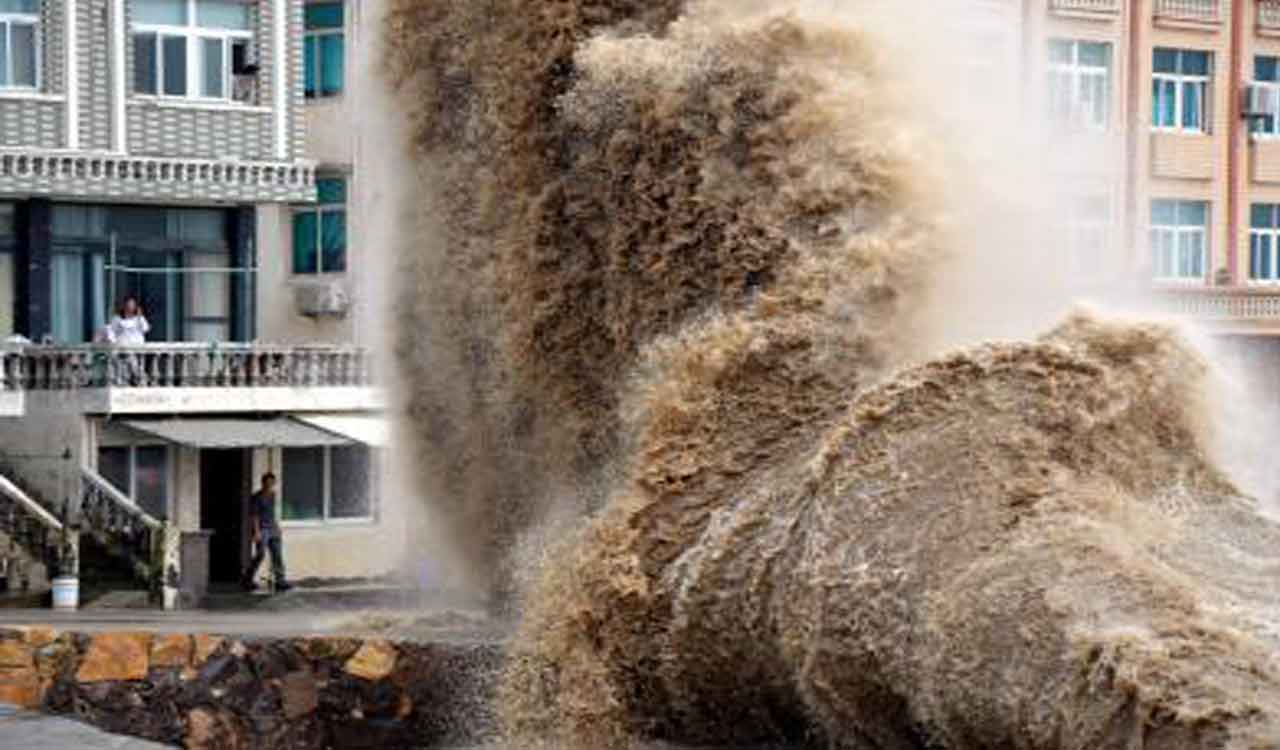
[0,0,401,606]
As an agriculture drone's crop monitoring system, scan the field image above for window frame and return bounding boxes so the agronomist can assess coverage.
[132,0,253,102]
[1252,56,1280,139]
[0,10,41,91]
[1047,39,1111,132]
[279,445,377,527]
[303,3,343,99]
[291,175,347,275]
[1152,48,1211,134]
[1149,199,1209,283]
[97,443,172,520]
[1251,204,1280,284]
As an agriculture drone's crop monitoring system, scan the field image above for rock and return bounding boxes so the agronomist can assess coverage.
[15,627,56,648]
[191,635,223,666]
[198,654,237,684]
[0,639,33,669]
[186,707,247,750]
[35,640,76,681]
[0,670,41,707]
[76,633,151,683]
[151,635,192,669]
[279,670,318,719]
[344,640,397,682]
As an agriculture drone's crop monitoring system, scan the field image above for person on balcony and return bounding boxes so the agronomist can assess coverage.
[241,472,293,593]
[104,296,150,345]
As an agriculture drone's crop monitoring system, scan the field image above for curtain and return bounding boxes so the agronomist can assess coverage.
[134,446,169,520]
[320,34,343,95]
[282,447,324,521]
[329,447,371,518]
[303,36,316,96]
[292,212,318,273]
[1182,81,1201,130]
[51,254,86,343]
[320,210,346,272]
[10,22,35,86]
[0,253,13,337]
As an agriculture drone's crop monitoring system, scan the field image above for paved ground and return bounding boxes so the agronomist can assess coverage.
[0,605,506,644]
[0,705,172,749]
[0,607,371,636]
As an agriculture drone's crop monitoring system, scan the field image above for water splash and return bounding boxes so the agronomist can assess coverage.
[385,1,1280,747]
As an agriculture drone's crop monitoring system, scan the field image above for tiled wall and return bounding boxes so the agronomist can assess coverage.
[0,0,309,202]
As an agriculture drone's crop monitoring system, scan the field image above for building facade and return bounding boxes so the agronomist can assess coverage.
[1002,0,1280,326]
[0,0,398,606]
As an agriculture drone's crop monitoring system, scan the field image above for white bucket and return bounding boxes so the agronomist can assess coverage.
[51,576,79,610]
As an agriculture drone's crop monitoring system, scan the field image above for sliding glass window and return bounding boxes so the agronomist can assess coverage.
[49,204,241,343]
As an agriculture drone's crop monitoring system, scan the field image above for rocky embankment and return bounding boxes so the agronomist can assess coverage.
[0,626,501,749]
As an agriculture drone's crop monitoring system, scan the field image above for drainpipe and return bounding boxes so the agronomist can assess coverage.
[1124,0,1145,280]
[1226,0,1246,284]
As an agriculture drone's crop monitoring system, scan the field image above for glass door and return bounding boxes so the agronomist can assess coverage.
[109,249,181,342]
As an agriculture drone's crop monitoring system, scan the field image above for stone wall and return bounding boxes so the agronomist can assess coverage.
[0,627,501,748]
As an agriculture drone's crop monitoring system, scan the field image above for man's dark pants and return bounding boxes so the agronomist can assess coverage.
[244,535,286,584]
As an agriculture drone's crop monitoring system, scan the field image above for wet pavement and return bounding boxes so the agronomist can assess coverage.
[0,705,172,748]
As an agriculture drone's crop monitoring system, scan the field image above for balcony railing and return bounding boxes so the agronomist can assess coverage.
[1156,287,1280,323]
[0,150,316,203]
[1261,0,1280,29]
[1154,0,1221,22]
[1049,0,1121,15]
[0,343,374,393]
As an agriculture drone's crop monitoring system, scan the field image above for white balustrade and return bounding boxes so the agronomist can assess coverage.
[1049,0,1121,13]
[0,150,316,194]
[0,344,373,392]
[1159,289,1280,320]
[1154,0,1220,21]
[1262,1,1280,28]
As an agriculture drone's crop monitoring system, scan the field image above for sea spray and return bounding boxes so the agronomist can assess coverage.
[385,1,1280,747]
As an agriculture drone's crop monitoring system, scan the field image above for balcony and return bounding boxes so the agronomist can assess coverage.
[1049,0,1121,17]
[0,344,380,416]
[0,150,316,205]
[1261,1,1280,32]
[1154,0,1221,25]
[1155,287,1280,332]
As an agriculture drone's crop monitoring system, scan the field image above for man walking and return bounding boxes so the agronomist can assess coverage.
[241,473,293,592]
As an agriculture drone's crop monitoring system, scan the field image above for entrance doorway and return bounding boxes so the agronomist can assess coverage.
[200,449,250,583]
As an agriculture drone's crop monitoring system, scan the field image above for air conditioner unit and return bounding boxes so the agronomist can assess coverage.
[293,281,351,318]
[1245,84,1277,122]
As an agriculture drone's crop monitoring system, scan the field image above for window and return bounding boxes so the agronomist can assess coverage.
[1048,40,1111,131]
[304,2,342,98]
[281,445,374,522]
[0,0,39,89]
[1064,194,1111,279]
[1150,200,1208,282]
[133,0,252,100]
[98,445,170,520]
[50,204,241,343]
[1251,204,1280,283]
[0,203,13,337]
[292,176,346,274]
[1253,57,1280,137]
[1152,48,1210,133]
